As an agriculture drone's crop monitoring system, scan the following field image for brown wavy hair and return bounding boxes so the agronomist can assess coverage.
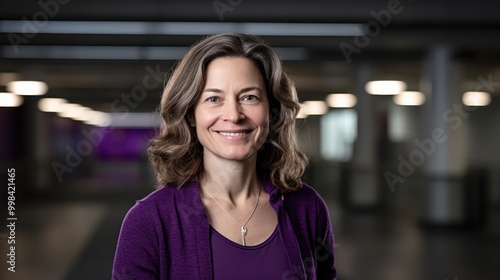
[147,33,308,192]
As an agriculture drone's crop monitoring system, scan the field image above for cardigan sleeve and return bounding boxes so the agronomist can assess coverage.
[112,201,161,279]
[314,194,337,280]
[283,184,338,280]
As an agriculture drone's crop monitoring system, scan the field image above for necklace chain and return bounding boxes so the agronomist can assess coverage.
[201,184,261,246]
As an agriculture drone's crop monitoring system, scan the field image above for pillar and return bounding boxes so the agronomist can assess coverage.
[348,63,380,208]
[420,46,469,225]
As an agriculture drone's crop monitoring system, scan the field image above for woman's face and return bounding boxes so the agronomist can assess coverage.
[193,56,269,162]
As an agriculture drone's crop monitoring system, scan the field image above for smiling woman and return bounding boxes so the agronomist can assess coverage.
[112,33,337,280]
[193,57,270,162]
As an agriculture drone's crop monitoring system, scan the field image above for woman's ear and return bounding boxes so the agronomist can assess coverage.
[186,114,195,127]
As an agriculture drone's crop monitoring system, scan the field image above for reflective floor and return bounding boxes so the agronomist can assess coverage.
[331,203,500,280]
[1,174,499,280]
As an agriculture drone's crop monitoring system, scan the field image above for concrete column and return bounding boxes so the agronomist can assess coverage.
[23,97,51,193]
[420,46,469,225]
[348,63,379,208]
[20,68,51,193]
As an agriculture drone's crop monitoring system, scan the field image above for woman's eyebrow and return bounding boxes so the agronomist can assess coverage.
[239,86,263,94]
[202,88,224,93]
[202,86,263,94]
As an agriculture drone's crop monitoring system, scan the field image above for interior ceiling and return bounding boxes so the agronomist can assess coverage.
[1,0,500,112]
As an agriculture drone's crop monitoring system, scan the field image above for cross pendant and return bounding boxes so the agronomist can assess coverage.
[241,226,247,246]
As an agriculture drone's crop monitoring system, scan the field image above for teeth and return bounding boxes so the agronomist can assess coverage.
[219,132,246,136]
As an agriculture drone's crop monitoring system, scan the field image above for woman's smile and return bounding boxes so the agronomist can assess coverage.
[216,130,251,140]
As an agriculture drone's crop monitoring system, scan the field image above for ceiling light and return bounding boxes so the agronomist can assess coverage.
[326,93,357,108]
[462,91,491,106]
[365,80,406,95]
[72,107,94,122]
[7,81,48,96]
[0,20,364,37]
[106,112,161,128]
[297,104,309,119]
[84,111,112,127]
[57,103,82,118]
[38,98,68,112]
[302,101,328,115]
[68,106,92,121]
[0,92,23,107]
[1,45,307,61]
[393,91,426,106]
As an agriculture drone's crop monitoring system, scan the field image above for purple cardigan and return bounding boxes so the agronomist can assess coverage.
[112,177,337,279]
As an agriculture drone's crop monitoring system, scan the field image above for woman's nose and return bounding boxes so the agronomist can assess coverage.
[221,100,245,123]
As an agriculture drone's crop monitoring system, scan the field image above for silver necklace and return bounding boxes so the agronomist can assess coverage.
[202,184,261,246]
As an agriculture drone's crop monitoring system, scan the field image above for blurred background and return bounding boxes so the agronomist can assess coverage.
[1,0,500,279]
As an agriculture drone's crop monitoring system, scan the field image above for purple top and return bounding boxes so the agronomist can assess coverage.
[211,225,290,279]
[112,177,337,279]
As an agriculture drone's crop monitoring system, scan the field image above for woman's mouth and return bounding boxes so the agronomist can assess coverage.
[218,131,248,136]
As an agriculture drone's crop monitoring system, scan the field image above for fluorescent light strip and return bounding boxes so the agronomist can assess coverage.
[7,80,48,96]
[38,98,68,112]
[0,21,364,37]
[393,91,426,106]
[365,80,407,95]
[0,45,307,61]
[108,112,161,128]
[0,46,188,60]
[302,101,329,115]
[462,91,491,106]
[242,23,364,36]
[0,92,23,107]
[326,93,357,108]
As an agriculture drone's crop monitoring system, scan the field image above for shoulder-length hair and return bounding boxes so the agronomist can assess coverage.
[147,33,308,192]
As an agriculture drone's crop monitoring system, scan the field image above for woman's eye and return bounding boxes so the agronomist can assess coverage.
[206,96,220,103]
[242,95,258,102]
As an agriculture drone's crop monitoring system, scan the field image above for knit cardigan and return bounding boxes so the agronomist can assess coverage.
[112,177,337,279]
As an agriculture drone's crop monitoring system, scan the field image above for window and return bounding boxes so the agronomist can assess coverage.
[321,109,357,162]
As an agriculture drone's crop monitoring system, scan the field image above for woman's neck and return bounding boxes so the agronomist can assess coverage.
[201,153,260,206]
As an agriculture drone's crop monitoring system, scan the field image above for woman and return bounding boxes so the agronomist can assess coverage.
[112,33,337,280]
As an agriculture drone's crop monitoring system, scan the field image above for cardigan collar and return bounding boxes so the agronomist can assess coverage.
[178,177,306,279]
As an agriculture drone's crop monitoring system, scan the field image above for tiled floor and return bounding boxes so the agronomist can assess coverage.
[0,201,108,280]
[1,186,499,280]
[332,207,500,280]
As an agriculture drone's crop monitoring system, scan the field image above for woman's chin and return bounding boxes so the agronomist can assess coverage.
[217,151,257,162]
